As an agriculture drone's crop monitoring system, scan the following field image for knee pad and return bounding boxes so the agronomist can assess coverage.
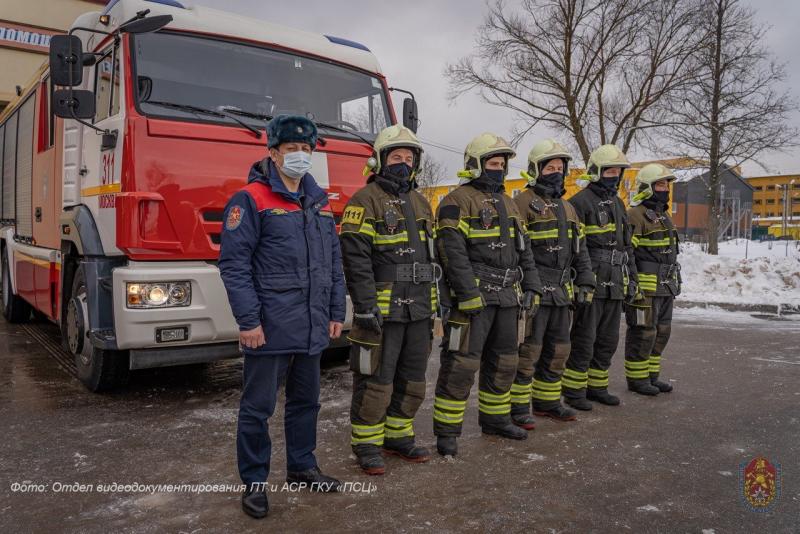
[549,343,571,373]
[398,380,427,416]
[355,381,392,423]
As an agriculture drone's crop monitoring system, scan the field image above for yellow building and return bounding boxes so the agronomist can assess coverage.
[0,0,104,111]
[746,174,800,227]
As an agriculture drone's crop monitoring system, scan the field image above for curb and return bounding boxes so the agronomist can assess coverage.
[675,300,799,315]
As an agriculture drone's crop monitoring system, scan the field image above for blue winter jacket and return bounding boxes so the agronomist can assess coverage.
[219,159,346,356]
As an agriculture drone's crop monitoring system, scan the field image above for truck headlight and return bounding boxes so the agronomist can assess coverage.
[126,282,191,308]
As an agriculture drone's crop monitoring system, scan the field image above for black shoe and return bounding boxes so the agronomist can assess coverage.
[286,467,341,492]
[534,404,578,421]
[651,378,673,393]
[565,397,593,411]
[627,381,660,396]
[436,436,458,457]
[241,485,268,519]
[587,389,621,406]
[511,413,536,430]
[383,438,431,464]
[353,444,385,475]
[481,422,528,440]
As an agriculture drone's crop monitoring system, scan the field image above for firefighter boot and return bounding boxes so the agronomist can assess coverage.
[241,484,269,519]
[481,421,529,440]
[383,437,431,463]
[353,444,385,475]
[534,403,578,422]
[651,377,673,393]
[437,436,458,457]
[565,396,593,411]
[627,380,660,396]
[587,388,621,406]
[511,413,536,430]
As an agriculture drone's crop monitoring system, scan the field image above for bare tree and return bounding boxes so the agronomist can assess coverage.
[651,0,798,254]
[446,0,702,163]
[415,155,448,205]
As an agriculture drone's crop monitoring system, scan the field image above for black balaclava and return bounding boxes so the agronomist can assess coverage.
[379,159,414,194]
[643,189,669,211]
[589,167,622,198]
[533,159,566,198]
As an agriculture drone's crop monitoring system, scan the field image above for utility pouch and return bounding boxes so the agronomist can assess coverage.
[446,309,471,353]
[347,324,382,375]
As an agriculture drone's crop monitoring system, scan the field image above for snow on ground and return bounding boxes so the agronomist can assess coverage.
[678,240,800,306]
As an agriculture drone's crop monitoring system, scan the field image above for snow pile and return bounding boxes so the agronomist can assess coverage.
[678,240,800,306]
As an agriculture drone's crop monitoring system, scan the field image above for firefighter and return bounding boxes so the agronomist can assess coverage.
[510,140,595,425]
[219,115,346,519]
[339,125,436,475]
[624,163,681,395]
[433,133,542,457]
[565,145,641,408]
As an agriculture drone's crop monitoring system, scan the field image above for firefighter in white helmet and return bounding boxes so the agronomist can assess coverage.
[432,133,542,457]
[624,163,681,395]
[510,139,595,426]
[340,125,436,474]
[565,145,641,407]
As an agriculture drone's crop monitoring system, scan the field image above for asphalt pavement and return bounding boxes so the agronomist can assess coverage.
[1,307,798,533]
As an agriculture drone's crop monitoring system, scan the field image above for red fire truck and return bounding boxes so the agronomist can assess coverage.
[0,0,418,391]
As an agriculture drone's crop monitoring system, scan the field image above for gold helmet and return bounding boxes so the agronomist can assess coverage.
[521,139,572,185]
[364,124,424,176]
[631,163,676,205]
[458,133,516,179]
[586,144,630,182]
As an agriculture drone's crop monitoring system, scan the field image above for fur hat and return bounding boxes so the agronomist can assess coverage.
[266,115,318,150]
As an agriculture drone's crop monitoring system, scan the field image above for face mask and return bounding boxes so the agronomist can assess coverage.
[538,171,565,190]
[384,162,412,181]
[485,169,506,184]
[652,190,670,204]
[280,151,312,180]
[600,175,620,191]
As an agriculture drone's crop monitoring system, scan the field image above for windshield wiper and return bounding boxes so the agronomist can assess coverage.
[141,100,263,138]
[314,121,373,146]
[218,106,273,122]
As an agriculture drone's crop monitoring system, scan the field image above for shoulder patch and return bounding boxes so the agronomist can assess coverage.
[438,204,460,221]
[342,206,365,225]
[226,205,244,230]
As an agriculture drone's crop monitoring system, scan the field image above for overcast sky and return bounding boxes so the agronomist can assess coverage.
[192,0,800,180]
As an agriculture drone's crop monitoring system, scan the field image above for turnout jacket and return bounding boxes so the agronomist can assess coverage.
[436,177,542,309]
[339,175,436,323]
[569,184,638,300]
[218,159,346,356]
[627,200,681,297]
[515,186,595,307]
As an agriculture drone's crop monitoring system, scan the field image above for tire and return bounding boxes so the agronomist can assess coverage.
[67,262,129,392]
[1,245,32,323]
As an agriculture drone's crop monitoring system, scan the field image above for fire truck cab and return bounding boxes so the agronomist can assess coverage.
[0,0,416,391]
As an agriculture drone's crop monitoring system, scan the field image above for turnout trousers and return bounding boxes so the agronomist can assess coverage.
[564,298,624,399]
[434,305,520,437]
[624,296,674,385]
[350,319,432,448]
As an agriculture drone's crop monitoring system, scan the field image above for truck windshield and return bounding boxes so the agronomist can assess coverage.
[132,32,391,140]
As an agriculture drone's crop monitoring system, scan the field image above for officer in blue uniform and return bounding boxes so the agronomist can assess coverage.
[219,115,346,519]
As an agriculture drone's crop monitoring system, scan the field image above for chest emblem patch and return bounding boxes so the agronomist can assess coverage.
[342,206,365,225]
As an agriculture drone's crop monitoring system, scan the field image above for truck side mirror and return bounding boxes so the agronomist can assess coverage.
[49,35,85,86]
[52,89,96,120]
[402,97,419,133]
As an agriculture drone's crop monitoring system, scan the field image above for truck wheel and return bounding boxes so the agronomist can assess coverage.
[1,246,31,323]
[67,263,129,392]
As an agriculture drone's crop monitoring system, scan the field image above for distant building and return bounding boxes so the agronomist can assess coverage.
[0,0,105,112]
[672,165,753,241]
[746,174,800,230]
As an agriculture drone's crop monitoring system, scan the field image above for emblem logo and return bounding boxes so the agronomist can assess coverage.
[740,456,780,511]
[226,205,244,230]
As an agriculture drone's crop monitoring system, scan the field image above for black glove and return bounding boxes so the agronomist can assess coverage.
[353,306,383,333]
[521,291,541,318]
[575,285,594,308]
[626,280,644,304]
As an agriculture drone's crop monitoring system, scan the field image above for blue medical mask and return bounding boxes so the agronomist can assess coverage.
[280,151,312,180]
